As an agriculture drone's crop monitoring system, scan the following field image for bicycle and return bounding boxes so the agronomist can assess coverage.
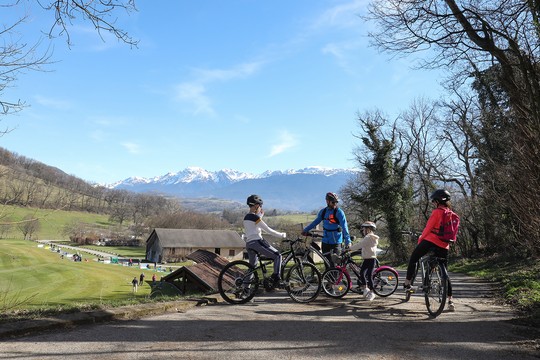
[404,245,452,317]
[217,238,322,304]
[321,249,399,299]
[281,232,332,274]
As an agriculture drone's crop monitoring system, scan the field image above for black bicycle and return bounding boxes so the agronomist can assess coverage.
[405,248,451,317]
[217,238,322,304]
[281,232,332,274]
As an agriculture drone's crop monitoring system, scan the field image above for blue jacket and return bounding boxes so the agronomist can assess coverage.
[303,206,351,246]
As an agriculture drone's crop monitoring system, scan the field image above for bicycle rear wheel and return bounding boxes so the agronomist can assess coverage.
[217,260,259,304]
[372,268,399,297]
[424,262,448,317]
[321,268,350,298]
[285,262,321,303]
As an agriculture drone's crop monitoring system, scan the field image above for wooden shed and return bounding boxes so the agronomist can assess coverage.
[160,249,230,294]
[145,228,245,263]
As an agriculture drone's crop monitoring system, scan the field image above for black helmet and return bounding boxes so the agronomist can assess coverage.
[247,194,263,206]
[325,192,339,202]
[430,189,451,203]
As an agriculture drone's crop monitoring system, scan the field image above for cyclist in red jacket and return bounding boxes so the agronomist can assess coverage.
[403,189,455,311]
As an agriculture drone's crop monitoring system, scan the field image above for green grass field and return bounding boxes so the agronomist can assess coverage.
[0,238,167,315]
[1,205,114,240]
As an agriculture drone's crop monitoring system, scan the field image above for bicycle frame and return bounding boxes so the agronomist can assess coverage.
[281,234,332,273]
[217,238,322,304]
[322,250,399,298]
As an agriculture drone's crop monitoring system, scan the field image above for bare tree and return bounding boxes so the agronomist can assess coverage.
[17,214,41,240]
[366,0,540,257]
[1,1,138,128]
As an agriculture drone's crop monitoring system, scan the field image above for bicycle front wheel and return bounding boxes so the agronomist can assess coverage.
[424,262,448,317]
[217,260,259,304]
[322,268,350,298]
[372,268,399,297]
[285,262,322,303]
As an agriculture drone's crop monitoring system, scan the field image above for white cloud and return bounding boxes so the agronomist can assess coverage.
[90,129,108,142]
[121,142,141,154]
[268,131,298,158]
[34,95,73,110]
[310,0,368,30]
[174,82,215,116]
[173,60,265,116]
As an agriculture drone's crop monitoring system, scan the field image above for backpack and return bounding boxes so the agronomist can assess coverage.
[321,207,339,225]
[434,208,460,242]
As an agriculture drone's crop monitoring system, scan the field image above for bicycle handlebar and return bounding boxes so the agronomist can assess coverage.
[303,231,323,238]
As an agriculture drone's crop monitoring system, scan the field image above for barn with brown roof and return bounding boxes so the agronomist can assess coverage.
[145,228,245,263]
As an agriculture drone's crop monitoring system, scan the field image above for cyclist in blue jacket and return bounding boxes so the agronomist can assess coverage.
[302,192,351,266]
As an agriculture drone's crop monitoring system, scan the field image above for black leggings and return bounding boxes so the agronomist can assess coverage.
[322,242,342,268]
[359,258,376,290]
[406,240,453,297]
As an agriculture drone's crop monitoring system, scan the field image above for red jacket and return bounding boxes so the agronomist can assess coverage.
[419,206,450,250]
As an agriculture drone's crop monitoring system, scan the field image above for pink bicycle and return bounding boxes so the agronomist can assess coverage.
[322,250,399,298]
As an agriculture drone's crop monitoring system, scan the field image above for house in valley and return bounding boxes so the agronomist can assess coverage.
[145,228,245,263]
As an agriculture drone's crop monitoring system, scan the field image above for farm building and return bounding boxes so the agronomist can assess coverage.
[145,228,245,263]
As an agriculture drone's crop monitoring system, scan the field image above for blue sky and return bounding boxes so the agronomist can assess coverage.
[1,0,444,185]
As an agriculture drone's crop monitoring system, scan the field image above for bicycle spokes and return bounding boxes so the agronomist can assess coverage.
[424,263,448,317]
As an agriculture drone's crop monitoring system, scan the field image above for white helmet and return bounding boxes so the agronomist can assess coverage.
[361,221,376,230]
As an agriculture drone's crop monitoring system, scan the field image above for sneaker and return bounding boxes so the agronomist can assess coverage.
[269,274,280,285]
[241,287,252,298]
[403,283,413,292]
[448,300,455,312]
[362,288,369,298]
[366,290,375,301]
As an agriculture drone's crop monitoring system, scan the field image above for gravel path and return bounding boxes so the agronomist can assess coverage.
[0,271,538,359]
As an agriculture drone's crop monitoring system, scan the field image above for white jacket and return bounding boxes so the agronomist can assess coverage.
[351,233,379,259]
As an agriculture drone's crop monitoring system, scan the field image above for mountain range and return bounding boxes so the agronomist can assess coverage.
[108,166,359,212]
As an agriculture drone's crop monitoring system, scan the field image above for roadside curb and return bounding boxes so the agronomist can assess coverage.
[0,295,222,339]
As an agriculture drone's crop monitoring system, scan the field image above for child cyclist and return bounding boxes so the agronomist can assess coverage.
[351,221,379,301]
[403,189,456,311]
[243,194,287,288]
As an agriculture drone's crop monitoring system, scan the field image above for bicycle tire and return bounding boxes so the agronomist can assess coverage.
[322,268,350,298]
[347,261,362,294]
[424,262,448,317]
[372,268,399,297]
[285,262,322,303]
[217,260,259,304]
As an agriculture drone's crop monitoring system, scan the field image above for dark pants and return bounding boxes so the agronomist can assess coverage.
[322,242,342,268]
[246,238,282,278]
[406,240,452,297]
[359,258,376,290]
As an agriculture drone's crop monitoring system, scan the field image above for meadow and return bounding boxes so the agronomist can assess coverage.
[0,238,164,318]
[1,205,114,240]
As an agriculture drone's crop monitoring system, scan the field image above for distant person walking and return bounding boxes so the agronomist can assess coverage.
[152,274,157,286]
[139,273,145,285]
[132,277,139,293]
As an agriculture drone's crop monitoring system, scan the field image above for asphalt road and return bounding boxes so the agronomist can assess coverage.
[0,272,538,360]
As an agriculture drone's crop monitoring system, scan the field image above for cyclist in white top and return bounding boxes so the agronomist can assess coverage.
[243,194,286,287]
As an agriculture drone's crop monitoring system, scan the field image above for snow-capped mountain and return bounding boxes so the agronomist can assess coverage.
[108,167,360,212]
